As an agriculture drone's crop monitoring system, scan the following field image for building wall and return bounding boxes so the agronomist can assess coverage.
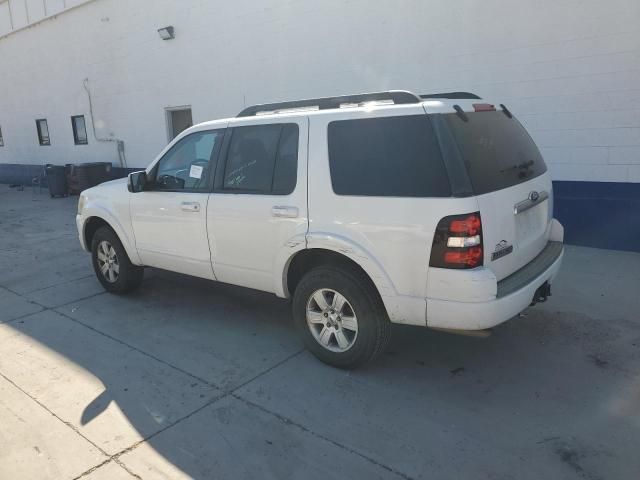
[0,0,92,37]
[1,0,638,176]
[1,0,639,250]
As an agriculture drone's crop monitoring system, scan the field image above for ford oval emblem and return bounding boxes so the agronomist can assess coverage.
[529,191,540,202]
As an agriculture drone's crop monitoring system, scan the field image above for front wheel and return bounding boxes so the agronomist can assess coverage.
[91,226,144,294]
[292,266,390,369]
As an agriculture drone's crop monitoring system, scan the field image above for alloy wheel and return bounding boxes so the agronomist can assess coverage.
[306,289,359,352]
[96,240,119,283]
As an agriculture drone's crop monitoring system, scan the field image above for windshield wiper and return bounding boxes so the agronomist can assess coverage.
[499,159,534,174]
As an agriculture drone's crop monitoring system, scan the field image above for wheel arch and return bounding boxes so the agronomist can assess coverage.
[81,213,142,265]
[282,235,397,303]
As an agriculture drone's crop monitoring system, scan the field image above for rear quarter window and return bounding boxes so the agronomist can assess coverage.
[327,115,452,197]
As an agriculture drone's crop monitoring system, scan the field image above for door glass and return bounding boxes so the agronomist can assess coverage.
[223,124,282,192]
[272,124,299,195]
[153,130,221,191]
[222,123,299,194]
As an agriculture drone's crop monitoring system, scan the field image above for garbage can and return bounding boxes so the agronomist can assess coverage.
[45,164,68,198]
[66,162,113,194]
[83,162,113,187]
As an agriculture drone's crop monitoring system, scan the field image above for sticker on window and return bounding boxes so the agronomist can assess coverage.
[189,164,204,179]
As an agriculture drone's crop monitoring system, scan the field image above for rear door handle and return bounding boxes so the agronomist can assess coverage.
[181,201,201,212]
[271,206,299,218]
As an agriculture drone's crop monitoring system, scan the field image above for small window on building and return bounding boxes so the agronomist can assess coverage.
[0,126,4,147]
[71,115,88,145]
[36,119,50,146]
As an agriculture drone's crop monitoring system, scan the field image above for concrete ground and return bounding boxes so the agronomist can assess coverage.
[0,185,639,480]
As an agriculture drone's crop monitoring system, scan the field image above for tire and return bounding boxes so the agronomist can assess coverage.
[91,226,144,294]
[292,265,390,369]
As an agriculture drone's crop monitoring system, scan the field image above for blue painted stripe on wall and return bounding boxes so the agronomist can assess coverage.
[1,164,638,253]
[0,164,140,187]
[553,181,640,253]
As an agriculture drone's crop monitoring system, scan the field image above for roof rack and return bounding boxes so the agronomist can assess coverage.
[420,92,482,100]
[237,90,422,117]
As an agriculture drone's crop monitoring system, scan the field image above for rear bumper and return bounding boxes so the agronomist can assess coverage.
[426,241,564,330]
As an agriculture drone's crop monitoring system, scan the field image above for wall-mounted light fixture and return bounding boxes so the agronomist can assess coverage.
[157,26,175,40]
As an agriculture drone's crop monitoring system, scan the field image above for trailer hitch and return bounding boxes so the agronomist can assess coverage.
[530,281,551,306]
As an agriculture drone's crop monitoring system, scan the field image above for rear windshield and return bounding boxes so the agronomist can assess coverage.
[444,111,547,195]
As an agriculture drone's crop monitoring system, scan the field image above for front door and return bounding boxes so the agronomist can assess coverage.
[130,128,225,279]
[207,116,308,293]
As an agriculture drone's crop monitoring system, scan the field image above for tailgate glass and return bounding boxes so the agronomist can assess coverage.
[444,111,547,195]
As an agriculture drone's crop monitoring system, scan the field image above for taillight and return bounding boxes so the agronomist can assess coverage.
[429,212,483,269]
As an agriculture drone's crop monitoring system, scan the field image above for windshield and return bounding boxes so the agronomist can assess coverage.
[444,111,547,195]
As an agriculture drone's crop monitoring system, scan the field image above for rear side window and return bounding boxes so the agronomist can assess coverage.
[444,111,547,195]
[328,115,451,197]
[222,123,298,194]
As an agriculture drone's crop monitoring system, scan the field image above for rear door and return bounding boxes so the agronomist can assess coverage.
[206,116,308,293]
[441,110,552,280]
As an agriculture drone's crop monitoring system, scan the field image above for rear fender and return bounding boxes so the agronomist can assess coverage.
[304,232,397,299]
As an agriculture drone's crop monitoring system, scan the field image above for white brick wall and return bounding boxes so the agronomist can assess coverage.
[0,0,639,181]
[0,0,93,36]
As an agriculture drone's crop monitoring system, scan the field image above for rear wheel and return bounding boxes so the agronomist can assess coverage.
[91,226,144,294]
[292,266,390,368]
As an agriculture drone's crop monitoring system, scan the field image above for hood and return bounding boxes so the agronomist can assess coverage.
[81,176,128,197]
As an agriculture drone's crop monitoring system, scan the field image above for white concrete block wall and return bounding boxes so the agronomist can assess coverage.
[0,0,92,36]
[0,0,639,181]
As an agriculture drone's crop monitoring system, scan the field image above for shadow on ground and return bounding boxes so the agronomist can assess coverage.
[1,186,639,480]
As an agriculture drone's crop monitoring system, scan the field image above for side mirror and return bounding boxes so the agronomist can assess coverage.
[128,171,148,193]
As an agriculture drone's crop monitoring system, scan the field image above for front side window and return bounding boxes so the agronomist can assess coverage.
[328,115,451,197]
[36,119,50,146]
[71,115,88,145]
[152,130,222,191]
[222,123,299,195]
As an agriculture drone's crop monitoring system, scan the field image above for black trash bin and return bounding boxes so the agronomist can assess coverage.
[45,164,68,198]
[66,162,113,194]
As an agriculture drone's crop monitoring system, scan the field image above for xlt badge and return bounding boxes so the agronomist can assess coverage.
[491,240,513,261]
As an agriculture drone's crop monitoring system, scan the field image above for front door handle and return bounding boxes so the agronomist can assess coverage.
[271,206,299,218]
[181,201,201,212]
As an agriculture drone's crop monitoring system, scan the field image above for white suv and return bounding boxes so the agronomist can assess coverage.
[76,90,564,368]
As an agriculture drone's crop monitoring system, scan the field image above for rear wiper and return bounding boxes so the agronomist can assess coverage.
[499,160,534,174]
[453,105,468,122]
[518,160,534,169]
[500,104,513,118]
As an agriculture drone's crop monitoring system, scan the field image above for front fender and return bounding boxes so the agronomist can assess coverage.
[79,205,142,265]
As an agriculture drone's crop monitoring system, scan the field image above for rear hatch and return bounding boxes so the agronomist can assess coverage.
[441,108,552,281]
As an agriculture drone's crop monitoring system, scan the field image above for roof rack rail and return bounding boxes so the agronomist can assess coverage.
[237,90,422,117]
[420,92,482,100]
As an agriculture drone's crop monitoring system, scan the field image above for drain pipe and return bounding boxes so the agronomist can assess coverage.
[83,78,127,168]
